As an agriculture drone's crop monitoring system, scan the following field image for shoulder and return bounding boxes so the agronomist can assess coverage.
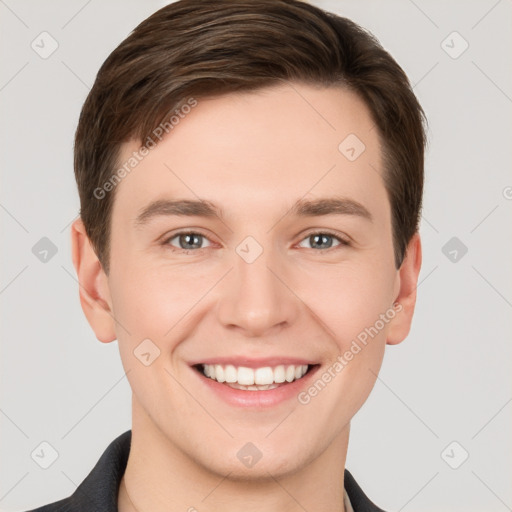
[344,469,389,512]
[19,430,132,512]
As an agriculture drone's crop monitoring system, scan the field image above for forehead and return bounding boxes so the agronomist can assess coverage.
[112,82,388,227]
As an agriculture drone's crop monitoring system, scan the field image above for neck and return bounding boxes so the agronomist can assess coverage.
[118,396,349,512]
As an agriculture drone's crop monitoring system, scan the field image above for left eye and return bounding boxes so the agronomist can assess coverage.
[297,232,349,250]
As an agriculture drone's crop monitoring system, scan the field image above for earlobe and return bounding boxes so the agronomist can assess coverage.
[386,232,422,346]
[70,218,117,343]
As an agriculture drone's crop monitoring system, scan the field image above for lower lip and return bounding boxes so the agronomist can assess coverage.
[192,365,320,408]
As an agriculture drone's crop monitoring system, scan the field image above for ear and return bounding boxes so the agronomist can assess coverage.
[386,232,422,345]
[70,217,117,343]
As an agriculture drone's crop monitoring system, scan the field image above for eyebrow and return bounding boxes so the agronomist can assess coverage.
[134,196,373,228]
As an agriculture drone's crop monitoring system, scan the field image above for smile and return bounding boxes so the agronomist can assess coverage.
[195,363,312,391]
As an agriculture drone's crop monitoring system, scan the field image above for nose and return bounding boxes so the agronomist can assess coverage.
[216,246,300,337]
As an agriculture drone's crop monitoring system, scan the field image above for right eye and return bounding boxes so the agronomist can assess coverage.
[162,231,213,252]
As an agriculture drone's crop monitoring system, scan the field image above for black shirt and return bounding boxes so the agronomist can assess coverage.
[24,430,387,512]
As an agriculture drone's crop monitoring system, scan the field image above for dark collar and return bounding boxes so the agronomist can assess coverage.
[27,430,386,512]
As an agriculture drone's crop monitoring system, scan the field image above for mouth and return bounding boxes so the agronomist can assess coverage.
[192,363,319,391]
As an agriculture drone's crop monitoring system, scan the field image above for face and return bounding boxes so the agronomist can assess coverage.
[74,82,420,479]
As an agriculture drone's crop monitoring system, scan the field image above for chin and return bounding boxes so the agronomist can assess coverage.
[192,441,313,482]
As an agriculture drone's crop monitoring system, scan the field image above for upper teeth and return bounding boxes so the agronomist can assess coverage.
[202,364,309,385]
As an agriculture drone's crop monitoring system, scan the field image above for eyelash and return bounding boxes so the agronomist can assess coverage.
[161,230,351,253]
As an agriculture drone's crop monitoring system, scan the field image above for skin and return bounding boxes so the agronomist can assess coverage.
[71,82,422,512]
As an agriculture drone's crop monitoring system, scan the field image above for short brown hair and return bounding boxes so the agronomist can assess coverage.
[74,0,426,274]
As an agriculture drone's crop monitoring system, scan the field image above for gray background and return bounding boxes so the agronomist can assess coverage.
[1,0,511,510]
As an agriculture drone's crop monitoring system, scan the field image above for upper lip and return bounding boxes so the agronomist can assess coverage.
[189,357,317,369]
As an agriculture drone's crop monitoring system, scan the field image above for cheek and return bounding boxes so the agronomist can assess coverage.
[296,267,393,418]
[296,257,396,347]
[108,265,211,415]
[292,266,393,435]
[109,260,218,349]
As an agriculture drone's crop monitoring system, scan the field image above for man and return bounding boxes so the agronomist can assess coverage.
[27,0,425,510]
